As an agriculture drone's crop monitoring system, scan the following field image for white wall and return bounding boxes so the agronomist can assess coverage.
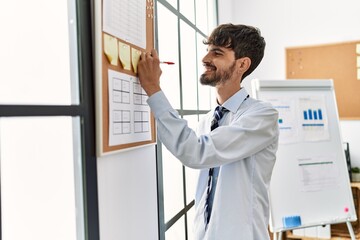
[97,145,158,240]
[218,0,360,166]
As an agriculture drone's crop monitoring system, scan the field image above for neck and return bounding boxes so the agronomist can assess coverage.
[215,81,241,105]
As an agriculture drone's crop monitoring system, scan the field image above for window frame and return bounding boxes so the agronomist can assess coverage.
[154,0,218,239]
[0,0,100,239]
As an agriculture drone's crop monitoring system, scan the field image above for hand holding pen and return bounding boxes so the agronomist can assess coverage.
[137,49,163,96]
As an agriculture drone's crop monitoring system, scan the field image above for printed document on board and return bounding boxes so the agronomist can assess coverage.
[108,69,152,146]
[297,155,339,192]
[261,94,330,144]
[103,0,146,49]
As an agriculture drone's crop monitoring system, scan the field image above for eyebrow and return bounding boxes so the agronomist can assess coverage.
[208,47,225,53]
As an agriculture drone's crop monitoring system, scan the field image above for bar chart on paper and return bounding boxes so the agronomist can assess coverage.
[256,94,330,144]
[297,96,330,142]
[303,108,323,120]
[302,108,324,126]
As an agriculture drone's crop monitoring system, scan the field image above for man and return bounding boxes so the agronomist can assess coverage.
[138,23,279,239]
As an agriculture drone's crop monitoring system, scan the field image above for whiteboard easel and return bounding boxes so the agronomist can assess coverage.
[251,79,357,240]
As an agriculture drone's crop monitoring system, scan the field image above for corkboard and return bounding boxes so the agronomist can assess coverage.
[96,0,156,156]
[286,40,360,119]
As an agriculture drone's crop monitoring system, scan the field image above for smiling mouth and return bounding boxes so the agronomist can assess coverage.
[203,63,216,72]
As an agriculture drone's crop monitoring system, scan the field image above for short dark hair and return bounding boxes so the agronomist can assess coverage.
[203,23,266,80]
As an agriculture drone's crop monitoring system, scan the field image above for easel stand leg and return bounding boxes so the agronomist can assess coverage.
[272,231,276,240]
[346,221,356,240]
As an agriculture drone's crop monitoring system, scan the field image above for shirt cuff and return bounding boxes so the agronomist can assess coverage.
[147,90,173,119]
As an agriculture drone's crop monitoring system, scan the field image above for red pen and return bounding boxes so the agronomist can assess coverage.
[160,61,175,65]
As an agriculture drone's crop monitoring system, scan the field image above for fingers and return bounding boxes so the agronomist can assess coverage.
[140,49,159,60]
[138,49,161,73]
[140,52,146,61]
[151,49,159,59]
[145,51,152,58]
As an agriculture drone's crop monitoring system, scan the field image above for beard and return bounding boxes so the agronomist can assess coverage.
[200,61,236,87]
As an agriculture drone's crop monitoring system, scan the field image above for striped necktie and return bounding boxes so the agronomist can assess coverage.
[204,106,228,229]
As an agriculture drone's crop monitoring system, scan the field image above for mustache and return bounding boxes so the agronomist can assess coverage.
[203,62,216,69]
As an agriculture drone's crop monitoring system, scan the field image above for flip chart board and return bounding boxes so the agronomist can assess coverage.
[251,79,356,233]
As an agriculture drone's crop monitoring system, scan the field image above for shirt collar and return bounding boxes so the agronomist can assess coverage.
[220,88,249,114]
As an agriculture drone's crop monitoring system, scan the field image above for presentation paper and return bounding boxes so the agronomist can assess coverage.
[103,0,146,49]
[108,69,152,146]
[297,155,339,192]
[261,94,330,144]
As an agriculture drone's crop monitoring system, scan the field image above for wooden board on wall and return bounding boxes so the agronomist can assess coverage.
[95,0,157,156]
[286,41,360,119]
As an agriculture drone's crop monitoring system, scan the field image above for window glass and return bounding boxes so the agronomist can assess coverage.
[197,32,214,110]
[162,147,185,222]
[156,0,218,238]
[165,216,186,240]
[0,1,79,105]
[206,0,218,34]
[0,116,84,240]
[157,2,181,109]
[183,115,200,205]
[186,206,196,240]
[180,20,198,110]
[179,0,195,23]
[195,0,208,33]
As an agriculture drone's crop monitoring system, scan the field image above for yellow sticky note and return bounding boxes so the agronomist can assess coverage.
[132,48,142,74]
[119,42,131,71]
[103,33,118,66]
[356,44,360,55]
[358,68,360,80]
[357,56,360,68]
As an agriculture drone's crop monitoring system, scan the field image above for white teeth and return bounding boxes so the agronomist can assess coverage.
[205,66,215,71]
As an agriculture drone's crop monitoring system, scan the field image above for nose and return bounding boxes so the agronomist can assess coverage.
[202,52,211,64]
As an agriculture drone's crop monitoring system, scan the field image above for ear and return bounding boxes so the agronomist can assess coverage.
[236,57,251,74]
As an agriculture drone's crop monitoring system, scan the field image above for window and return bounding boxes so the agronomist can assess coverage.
[0,117,82,240]
[0,1,98,240]
[0,1,78,105]
[155,0,218,239]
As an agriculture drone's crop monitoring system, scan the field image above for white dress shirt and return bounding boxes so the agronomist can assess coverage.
[147,88,279,240]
